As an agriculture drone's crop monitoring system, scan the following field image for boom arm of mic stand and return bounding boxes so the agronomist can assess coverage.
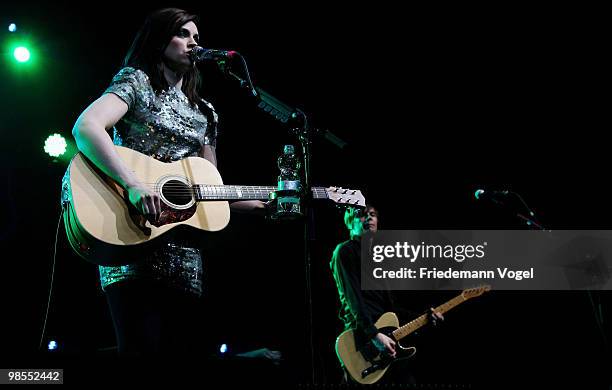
[221,64,295,122]
[516,213,549,231]
[319,129,347,149]
[255,87,298,124]
[219,63,348,149]
[221,66,258,96]
[254,89,348,149]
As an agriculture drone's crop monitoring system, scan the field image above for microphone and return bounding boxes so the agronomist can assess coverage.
[474,189,510,204]
[190,46,238,62]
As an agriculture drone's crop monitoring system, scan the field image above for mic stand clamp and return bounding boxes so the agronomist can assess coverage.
[268,182,303,221]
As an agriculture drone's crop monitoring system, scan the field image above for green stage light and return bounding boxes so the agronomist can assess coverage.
[44,134,67,157]
[8,23,17,33]
[5,39,38,71]
[13,46,31,63]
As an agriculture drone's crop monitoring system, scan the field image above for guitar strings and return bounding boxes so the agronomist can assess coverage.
[120,183,332,198]
[143,190,328,197]
[129,183,335,195]
[135,186,278,197]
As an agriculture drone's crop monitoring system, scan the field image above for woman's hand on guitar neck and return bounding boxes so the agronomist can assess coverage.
[127,182,162,223]
[373,333,396,358]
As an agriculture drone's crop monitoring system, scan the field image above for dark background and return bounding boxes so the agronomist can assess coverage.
[0,1,609,387]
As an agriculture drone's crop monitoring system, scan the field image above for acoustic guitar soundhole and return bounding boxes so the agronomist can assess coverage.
[161,180,193,206]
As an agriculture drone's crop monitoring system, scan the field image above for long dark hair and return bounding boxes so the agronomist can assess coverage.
[123,8,202,106]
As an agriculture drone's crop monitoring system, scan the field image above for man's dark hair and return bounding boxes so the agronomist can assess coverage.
[344,204,379,230]
[123,8,202,107]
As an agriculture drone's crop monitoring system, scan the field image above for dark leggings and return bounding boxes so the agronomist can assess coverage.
[104,280,204,359]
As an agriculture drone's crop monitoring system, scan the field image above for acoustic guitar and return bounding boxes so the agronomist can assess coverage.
[63,145,365,265]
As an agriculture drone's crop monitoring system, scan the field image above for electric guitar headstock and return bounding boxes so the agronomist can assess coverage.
[461,285,492,300]
[325,187,366,209]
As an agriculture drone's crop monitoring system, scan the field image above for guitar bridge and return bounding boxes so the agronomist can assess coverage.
[361,361,386,379]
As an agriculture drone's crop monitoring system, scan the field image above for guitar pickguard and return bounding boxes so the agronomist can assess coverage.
[108,177,197,229]
[154,202,197,227]
[127,200,197,229]
[359,326,417,380]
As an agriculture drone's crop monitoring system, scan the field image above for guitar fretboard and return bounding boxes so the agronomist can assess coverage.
[194,185,329,201]
[392,294,467,341]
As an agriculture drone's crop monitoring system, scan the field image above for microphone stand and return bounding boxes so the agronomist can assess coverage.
[217,57,348,384]
[479,189,607,354]
[477,189,549,231]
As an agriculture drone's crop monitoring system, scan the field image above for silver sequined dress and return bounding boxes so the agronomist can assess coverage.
[74,67,217,296]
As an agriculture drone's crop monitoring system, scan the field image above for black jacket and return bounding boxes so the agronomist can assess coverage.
[330,238,395,346]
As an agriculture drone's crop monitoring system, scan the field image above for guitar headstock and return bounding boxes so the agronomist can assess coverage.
[325,187,366,209]
[461,285,491,299]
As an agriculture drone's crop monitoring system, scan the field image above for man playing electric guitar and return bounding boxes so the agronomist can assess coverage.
[330,205,444,384]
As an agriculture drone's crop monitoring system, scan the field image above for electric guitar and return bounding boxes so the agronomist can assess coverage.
[335,285,491,384]
[63,145,365,265]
